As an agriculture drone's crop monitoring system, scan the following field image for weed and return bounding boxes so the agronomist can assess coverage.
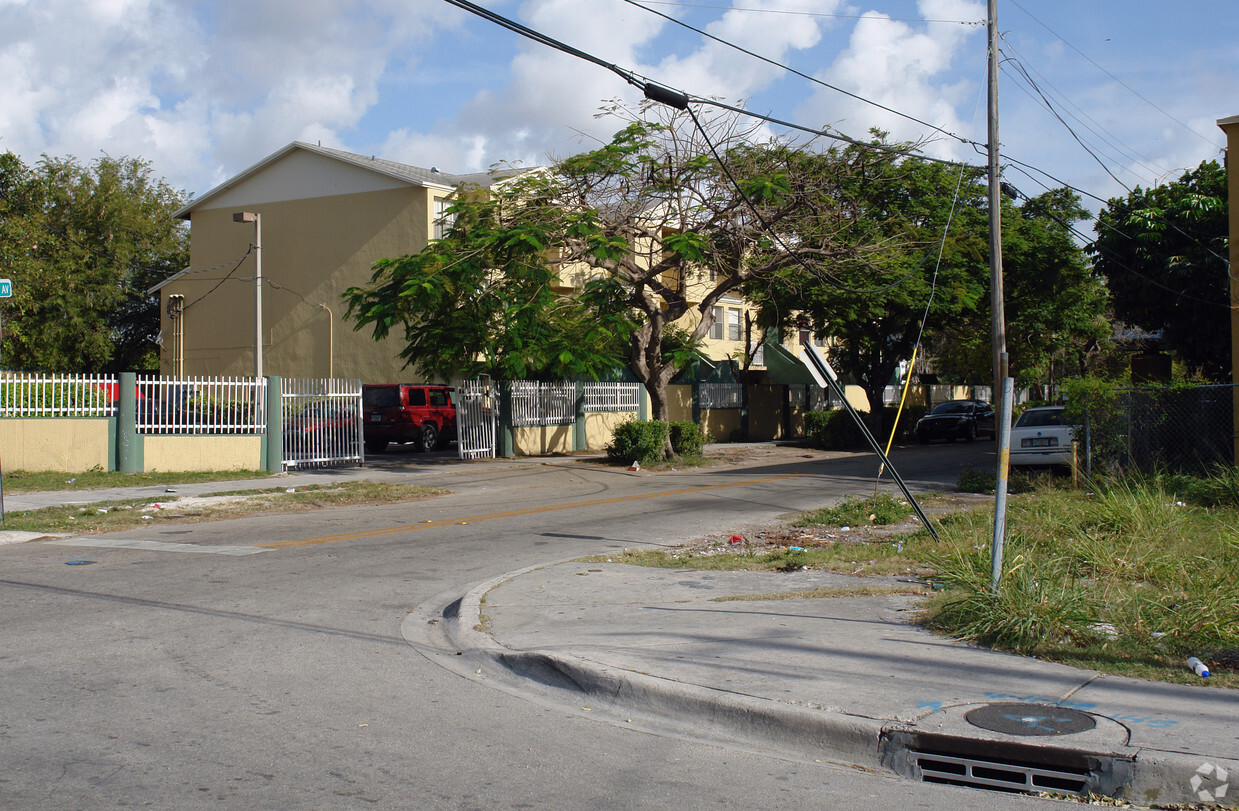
[794,493,912,528]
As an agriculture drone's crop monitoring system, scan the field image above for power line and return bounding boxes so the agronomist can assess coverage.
[622,0,977,148]
[1007,0,1223,151]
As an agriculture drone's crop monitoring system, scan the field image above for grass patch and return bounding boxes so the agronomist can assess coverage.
[921,476,1239,687]
[1,482,448,535]
[0,468,274,493]
[794,493,912,528]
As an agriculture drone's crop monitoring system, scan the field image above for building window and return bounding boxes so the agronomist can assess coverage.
[728,308,742,342]
[433,196,455,240]
[709,306,725,340]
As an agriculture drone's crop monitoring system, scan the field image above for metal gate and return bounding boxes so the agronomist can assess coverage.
[455,376,496,459]
[282,378,363,470]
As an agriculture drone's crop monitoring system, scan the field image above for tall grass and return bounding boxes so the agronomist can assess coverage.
[923,475,1239,677]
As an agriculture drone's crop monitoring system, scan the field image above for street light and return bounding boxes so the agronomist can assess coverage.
[232,211,262,378]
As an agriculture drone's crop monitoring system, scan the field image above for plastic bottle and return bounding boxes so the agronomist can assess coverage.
[1187,657,1210,678]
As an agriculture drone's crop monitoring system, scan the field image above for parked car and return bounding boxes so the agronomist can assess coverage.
[362,384,456,454]
[916,399,996,443]
[1009,405,1077,467]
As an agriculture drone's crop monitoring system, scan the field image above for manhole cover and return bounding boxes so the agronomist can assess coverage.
[965,703,1097,736]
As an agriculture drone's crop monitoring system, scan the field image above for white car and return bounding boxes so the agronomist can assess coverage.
[1009,405,1077,467]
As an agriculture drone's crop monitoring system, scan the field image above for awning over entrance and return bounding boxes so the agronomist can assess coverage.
[760,343,819,385]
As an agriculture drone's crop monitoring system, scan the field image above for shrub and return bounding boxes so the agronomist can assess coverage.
[606,420,670,467]
[805,405,924,449]
[804,410,866,449]
[669,421,708,457]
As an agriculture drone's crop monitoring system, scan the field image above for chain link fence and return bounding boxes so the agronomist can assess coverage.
[1078,384,1235,475]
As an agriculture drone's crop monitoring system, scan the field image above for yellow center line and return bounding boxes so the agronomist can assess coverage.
[258,473,806,550]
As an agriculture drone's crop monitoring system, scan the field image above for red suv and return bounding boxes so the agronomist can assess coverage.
[362,384,456,454]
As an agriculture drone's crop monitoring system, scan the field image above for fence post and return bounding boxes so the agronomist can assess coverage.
[117,372,140,473]
[692,382,701,426]
[638,384,648,421]
[263,376,282,473]
[498,381,515,458]
[573,382,586,451]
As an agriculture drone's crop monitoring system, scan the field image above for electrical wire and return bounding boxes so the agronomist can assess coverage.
[444,1,1230,305]
[1007,0,1223,152]
[684,103,935,296]
[622,0,978,148]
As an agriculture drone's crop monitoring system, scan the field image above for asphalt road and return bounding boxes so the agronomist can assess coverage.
[0,442,1065,808]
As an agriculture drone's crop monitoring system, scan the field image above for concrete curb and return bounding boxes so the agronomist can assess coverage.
[446,563,1237,807]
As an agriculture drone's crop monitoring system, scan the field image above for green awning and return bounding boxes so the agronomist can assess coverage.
[761,343,819,385]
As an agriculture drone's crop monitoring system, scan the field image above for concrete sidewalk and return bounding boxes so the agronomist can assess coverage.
[444,560,1237,807]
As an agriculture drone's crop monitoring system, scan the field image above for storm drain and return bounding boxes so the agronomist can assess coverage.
[881,726,1135,800]
[911,748,1090,795]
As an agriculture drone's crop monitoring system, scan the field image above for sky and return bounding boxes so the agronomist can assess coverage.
[2,0,1236,220]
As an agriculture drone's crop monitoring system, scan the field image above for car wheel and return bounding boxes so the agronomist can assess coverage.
[418,422,439,453]
[365,439,387,454]
[917,430,929,445]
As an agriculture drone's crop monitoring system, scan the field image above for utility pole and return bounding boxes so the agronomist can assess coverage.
[987,0,1007,394]
[988,0,1013,593]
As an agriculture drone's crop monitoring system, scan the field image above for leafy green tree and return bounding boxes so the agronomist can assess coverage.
[346,106,893,454]
[1089,160,1228,380]
[749,145,991,432]
[929,187,1111,394]
[0,151,189,371]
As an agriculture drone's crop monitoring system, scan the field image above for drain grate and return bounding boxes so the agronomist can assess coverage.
[912,748,1090,795]
[881,729,1135,800]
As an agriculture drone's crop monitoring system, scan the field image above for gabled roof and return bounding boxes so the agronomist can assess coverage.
[174,141,531,219]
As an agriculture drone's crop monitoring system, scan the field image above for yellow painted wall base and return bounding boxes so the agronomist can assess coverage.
[512,425,574,456]
[0,418,112,473]
[142,435,263,472]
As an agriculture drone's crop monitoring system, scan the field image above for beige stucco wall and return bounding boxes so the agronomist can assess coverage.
[165,184,438,383]
[585,412,632,450]
[0,418,112,472]
[702,408,742,442]
[512,424,574,456]
[666,385,693,422]
[142,435,263,472]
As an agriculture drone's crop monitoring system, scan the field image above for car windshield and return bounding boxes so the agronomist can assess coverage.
[930,402,973,415]
[1016,408,1065,428]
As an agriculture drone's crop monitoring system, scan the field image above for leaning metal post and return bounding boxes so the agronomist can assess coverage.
[802,346,938,542]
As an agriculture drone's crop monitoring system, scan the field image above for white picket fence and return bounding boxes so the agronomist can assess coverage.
[582,382,641,412]
[510,381,577,427]
[0,373,119,417]
[135,375,266,434]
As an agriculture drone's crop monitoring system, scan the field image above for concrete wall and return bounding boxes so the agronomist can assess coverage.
[0,418,114,473]
[142,435,264,472]
[512,424,574,456]
[585,412,632,450]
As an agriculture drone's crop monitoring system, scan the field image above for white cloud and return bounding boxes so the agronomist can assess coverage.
[795,0,986,158]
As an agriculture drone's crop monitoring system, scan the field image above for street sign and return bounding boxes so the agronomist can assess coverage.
[0,279,11,298]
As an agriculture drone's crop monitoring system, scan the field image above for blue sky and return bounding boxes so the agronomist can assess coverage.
[2,0,1235,218]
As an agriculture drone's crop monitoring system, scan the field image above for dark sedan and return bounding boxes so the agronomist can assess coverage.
[916,399,996,443]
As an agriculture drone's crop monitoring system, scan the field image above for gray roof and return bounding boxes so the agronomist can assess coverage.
[175,141,535,219]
